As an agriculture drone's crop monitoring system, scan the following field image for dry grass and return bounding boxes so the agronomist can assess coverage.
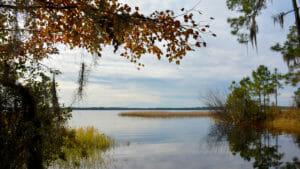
[264,108,300,136]
[265,118,300,136]
[53,127,115,168]
[119,111,214,118]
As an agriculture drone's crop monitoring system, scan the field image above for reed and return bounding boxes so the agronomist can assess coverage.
[265,108,300,135]
[119,111,214,118]
[51,127,115,169]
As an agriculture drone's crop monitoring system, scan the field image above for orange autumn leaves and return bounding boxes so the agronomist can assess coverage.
[0,0,215,66]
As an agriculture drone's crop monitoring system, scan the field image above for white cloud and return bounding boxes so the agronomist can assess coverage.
[44,0,296,107]
[57,77,174,107]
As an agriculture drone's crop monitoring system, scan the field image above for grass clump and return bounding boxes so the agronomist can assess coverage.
[265,108,300,135]
[119,111,213,118]
[52,127,115,169]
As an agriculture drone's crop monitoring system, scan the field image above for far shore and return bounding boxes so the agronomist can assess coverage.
[119,111,214,118]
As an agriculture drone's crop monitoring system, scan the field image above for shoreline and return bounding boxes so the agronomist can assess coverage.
[264,119,300,136]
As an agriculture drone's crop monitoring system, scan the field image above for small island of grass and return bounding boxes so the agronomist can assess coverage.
[119,111,214,118]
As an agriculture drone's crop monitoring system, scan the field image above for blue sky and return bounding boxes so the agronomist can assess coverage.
[44,0,299,107]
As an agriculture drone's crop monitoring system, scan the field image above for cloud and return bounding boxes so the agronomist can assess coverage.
[45,0,296,107]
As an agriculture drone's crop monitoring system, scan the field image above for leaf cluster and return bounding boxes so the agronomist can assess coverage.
[0,0,215,67]
[226,86,262,124]
[271,26,300,87]
[225,65,283,123]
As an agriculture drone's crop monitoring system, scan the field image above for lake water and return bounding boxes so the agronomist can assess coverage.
[69,110,300,169]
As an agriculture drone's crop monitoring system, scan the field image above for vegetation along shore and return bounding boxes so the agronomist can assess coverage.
[119,111,214,118]
[119,108,300,136]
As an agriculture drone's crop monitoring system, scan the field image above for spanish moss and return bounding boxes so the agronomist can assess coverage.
[76,62,88,101]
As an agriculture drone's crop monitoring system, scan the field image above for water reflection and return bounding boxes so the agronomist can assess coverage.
[69,111,300,169]
[207,123,300,169]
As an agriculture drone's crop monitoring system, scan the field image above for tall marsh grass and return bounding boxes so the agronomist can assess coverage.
[50,127,115,169]
[265,108,300,135]
[119,111,213,118]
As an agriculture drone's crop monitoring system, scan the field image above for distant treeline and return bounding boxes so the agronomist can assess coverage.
[71,106,290,111]
[71,107,214,110]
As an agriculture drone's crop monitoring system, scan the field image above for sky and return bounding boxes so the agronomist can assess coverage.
[44,0,299,108]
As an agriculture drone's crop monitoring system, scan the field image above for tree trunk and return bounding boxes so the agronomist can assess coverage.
[275,88,278,107]
[259,92,262,111]
[263,94,266,114]
[292,0,300,37]
[2,63,43,169]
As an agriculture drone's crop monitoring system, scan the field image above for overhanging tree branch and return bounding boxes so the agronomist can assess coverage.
[0,4,77,10]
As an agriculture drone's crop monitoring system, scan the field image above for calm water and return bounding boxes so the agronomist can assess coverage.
[69,110,300,169]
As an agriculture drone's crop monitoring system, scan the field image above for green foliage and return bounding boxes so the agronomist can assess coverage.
[0,59,71,168]
[271,26,300,67]
[270,68,283,91]
[226,1,299,99]
[230,76,252,91]
[226,86,262,124]
[271,26,300,87]
[252,65,271,97]
[226,0,299,50]
[284,66,300,87]
[226,0,268,46]
[271,26,299,106]
[294,87,300,108]
[223,65,285,124]
[251,65,284,108]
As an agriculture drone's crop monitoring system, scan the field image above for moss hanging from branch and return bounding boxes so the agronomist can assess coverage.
[76,62,88,101]
[272,12,285,28]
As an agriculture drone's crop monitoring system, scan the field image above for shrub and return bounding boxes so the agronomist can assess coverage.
[225,87,262,124]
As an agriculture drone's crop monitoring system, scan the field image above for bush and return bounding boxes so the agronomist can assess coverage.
[199,88,227,119]
[225,87,262,124]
